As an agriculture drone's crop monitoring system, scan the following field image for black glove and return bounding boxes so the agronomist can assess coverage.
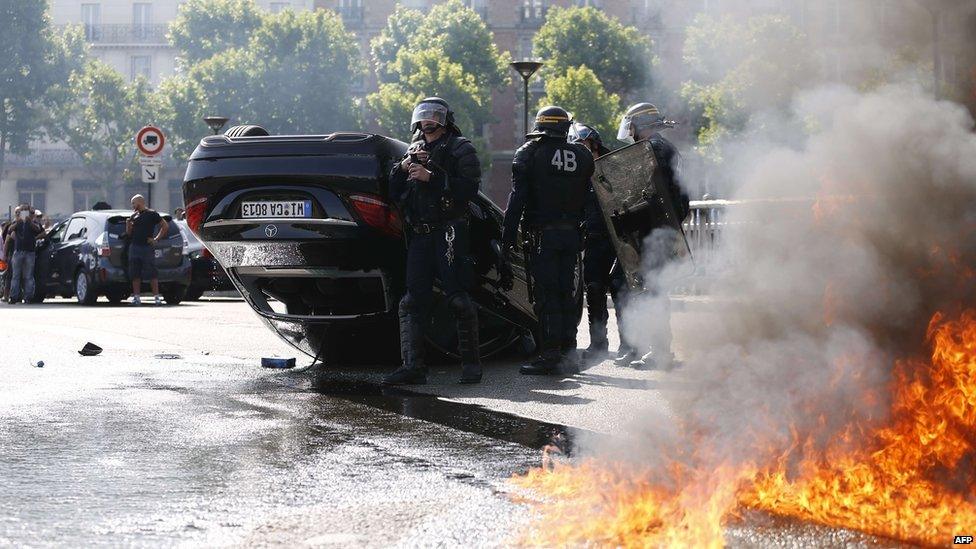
[498,245,514,291]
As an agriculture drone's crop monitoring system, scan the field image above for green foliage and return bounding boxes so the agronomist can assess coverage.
[371,0,508,90]
[533,7,652,96]
[681,14,817,149]
[157,8,363,160]
[168,0,263,64]
[0,0,85,179]
[368,49,488,141]
[47,59,151,193]
[370,6,423,84]
[539,65,621,144]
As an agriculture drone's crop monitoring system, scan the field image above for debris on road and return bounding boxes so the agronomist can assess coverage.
[154,353,182,360]
[79,343,103,356]
[33,360,44,368]
[261,357,296,369]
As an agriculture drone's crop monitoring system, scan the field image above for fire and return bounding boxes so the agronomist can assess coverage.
[513,311,976,546]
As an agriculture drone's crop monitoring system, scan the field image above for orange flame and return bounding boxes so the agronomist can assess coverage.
[513,311,976,546]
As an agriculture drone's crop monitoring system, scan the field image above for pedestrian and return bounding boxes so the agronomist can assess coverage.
[568,123,617,363]
[383,97,483,386]
[501,106,595,375]
[8,204,45,304]
[1,220,14,302]
[612,102,691,369]
[125,194,169,306]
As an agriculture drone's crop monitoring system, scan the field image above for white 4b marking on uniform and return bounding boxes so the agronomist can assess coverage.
[551,149,577,172]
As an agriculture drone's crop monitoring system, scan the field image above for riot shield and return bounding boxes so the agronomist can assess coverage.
[591,139,692,290]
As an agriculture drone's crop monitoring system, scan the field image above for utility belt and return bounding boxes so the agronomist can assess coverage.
[407,216,467,235]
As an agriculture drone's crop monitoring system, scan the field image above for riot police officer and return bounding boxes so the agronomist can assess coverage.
[613,102,690,369]
[568,123,616,362]
[384,97,483,385]
[502,106,595,375]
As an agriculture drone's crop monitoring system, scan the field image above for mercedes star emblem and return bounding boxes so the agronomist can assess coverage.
[264,224,278,238]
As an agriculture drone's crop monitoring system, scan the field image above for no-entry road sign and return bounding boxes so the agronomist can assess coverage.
[136,126,165,156]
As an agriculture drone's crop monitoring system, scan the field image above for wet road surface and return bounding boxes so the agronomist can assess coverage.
[0,298,906,547]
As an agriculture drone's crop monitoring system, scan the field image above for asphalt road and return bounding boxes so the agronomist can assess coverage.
[0,298,543,547]
[0,298,903,547]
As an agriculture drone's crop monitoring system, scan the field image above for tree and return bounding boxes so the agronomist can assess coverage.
[168,0,263,64]
[533,7,652,97]
[681,14,817,148]
[47,60,150,200]
[0,0,84,182]
[539,66,621,144]
[368,49,488,141]
[370,6,424,85]
[158,8,363,161]
[370,0,508,90]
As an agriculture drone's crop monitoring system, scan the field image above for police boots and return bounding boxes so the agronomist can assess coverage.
[384,295,428,385]
[452,294,482,384]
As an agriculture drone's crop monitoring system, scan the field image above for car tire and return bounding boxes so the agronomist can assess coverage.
[162,285,186,305]
[106,289,124,304]
[75,270,97,305]
[224,125,269,138]
[184,287,204,301]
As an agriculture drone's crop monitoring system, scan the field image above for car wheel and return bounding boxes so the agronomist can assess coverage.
[162,285,186,305]
[75,270,97,305]
[106,289,124,304]
[184,287,204,301]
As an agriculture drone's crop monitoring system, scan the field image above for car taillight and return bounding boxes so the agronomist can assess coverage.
[186,196,208,235]
[348,193,402,238]
[94,232,111,257]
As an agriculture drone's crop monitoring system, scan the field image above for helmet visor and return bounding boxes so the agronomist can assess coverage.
[617,115,635,143]
[411,102,449,128]
[569,122,596,144]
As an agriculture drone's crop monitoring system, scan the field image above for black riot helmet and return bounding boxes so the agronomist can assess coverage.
[617,102,674,144]
[411,97,457,134]
[569,122,603,148]
[527,105,573,138]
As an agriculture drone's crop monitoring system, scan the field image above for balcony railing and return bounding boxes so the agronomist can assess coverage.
[74,24,169,45]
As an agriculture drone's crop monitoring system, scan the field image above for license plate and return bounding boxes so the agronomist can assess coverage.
[240,200,313,219]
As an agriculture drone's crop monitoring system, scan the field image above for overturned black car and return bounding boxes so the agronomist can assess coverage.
[183,126,580,363]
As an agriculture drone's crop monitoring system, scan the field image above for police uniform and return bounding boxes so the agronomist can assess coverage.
[502,107,595,375]
[384,98,482,385]
[569,124,618,360]
[613,103,691,367]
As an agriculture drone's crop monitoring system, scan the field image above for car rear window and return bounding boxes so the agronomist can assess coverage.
[105,214,181,241]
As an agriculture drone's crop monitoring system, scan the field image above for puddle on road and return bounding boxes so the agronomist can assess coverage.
[309,376,587,455]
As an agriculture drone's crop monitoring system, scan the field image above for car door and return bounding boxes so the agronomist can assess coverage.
[53,217,88,291]
[34,221,67,293]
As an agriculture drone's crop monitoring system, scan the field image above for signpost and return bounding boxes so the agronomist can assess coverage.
[135,126,165,207]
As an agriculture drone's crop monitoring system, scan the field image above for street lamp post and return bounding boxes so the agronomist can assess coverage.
[510,61,544,142]
[203,116,229,135]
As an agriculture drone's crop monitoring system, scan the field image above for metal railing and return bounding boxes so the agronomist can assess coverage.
[682,199,729,276]
[75,24,169,45]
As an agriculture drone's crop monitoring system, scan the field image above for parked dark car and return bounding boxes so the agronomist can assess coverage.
[174,220,235,300]
[183,127,582,363]
[31,209,191,305]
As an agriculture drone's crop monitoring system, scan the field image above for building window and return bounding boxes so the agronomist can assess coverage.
[131,55,152,81]
[402,0,427,9]
[17,180,47,213]
[132,2,152,38]
[574,0,601,7]
[73,180,103,212]
[522,0,546,21]
[337,0,364,25]
[464,0,487,18]
[81,3,100,40]
[270,2,290,12]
